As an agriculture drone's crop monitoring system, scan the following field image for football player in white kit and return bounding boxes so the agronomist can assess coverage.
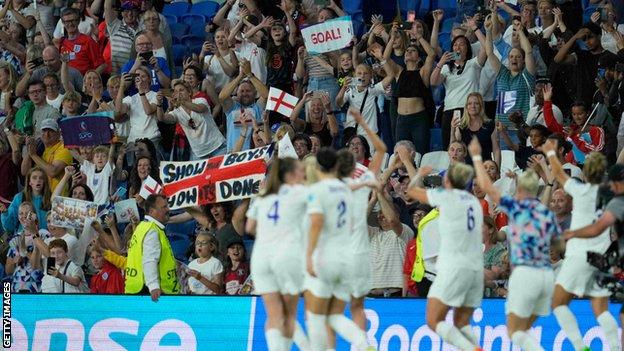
[471,138,560,351]
[336,109,387,332]
[246,157,310,351]
[543,140,620,351]
[304,148,372,351]
[407,162,484,351]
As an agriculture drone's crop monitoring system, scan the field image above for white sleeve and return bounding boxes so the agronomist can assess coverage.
[563,178,583,197]
[426,189,447,208]
[246,199,259,220]
[398,224,414,243]
[53,20,63,39]
[371,82,386,96]
[306,190,324,215]
[142,229,162,292]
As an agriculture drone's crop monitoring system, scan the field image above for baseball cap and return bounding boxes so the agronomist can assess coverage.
[608,164,624,182]
[120,0,139,11]
[40,119,59,132]
[226,237,244,249]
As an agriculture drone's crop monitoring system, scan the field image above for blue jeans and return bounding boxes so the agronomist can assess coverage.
[192,142,227,160]
[307,76,340,110]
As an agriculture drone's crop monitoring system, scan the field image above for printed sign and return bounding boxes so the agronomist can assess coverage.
[496,90,518,115]
[50,196,98,229]
[160,145,272,210]
[59,111,115,148]
[277,135,298,159]
[301,16,354,54]
[113,199,140,224]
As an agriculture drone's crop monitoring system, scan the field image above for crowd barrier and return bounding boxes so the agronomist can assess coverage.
[7,293,622,350]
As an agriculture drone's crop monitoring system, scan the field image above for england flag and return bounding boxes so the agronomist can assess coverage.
[266,87,299,118]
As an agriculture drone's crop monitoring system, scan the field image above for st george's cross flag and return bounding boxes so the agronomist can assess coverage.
[266,87,299,118]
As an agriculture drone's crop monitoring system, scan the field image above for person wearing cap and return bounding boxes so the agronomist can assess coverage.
[554,21,618,106]
[103,0,140,73]
[57,8,106,76]
[23,119,73,194]
[525,76,563,127]
[564,163,624,350]
[222,237,249,295]
[27,80,62,139]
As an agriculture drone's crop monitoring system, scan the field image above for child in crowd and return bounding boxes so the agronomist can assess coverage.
[1,167,51,235]
[223,238,250,295]
[41,239,88,293]
[187,232,223,295]
[76,145,115,204]
[5,202,43,292]
[89,245,124,294]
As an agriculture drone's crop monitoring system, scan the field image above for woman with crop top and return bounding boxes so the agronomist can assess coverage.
[382,27,436,155]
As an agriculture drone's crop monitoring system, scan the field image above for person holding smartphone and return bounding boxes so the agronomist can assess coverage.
[5,202,44,292]
[41,239,88,293]
[120,33,171,95]
[57,8,106,76]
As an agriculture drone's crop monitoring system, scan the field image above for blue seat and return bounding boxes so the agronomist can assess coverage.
[435,0,457,18]
[179,14,206,30]
[181,35,205,48]
[163,2,190,17]
[174,65,184,77]
[430,128,443,151]
[172,44,188,65]
[441,17,454,32]
[188,44,203,56]
[398,0,421,19]
[438,31,451,51]
[164,14,177,26]
[169,233,192,262]
[170,22,189,41]
[191,1,220,18]
[418,0,431,18]
[188,23,207,38]
[352,19,365,37]
[343,0,363,15]
[583,6,597,24]
[166,219,197,238]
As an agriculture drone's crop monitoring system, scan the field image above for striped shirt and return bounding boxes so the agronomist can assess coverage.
[495,67,534,127]
[107,18,138,74]
[369,224,414,289]
[304,54,333,78]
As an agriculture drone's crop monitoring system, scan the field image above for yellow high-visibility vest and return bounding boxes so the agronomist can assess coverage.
[124,220,180,294]
[411,209,439,282]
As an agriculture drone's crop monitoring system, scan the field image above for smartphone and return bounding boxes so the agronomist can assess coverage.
[399,22,411,30]
[599,8,608,22]
[29,57,44,68]
[47,257,56,272]
[450,52,461,61]
[597,68,606,79]
[205,32,215,44]
[424,175,443,188]
[72,160,81,173]
[139,51,154,62]
[616,63,624,73]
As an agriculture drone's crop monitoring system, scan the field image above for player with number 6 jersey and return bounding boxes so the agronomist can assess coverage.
[407,162,484,351]
[246,157,311,351]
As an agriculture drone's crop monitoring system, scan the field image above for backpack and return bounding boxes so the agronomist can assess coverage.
[14,100,34,135]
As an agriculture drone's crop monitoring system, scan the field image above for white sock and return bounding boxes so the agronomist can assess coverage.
[327,314,369,351]
[597,311,621,351]
[460,325,479,346]
[306,312,328,351]
[553,306,585,350]
[293,321,311,351]
[435,321,476,351]
[511,331,544,351]
[266,328,285,351]
[283,337,293,351]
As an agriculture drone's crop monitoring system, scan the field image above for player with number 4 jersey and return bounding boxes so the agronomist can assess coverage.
[407,163,484,351]
[246,157,310,351]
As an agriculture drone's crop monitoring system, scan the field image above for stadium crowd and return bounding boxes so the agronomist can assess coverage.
[0,0,622,308]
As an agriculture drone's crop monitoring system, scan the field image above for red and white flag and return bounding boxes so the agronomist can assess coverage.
[139,175,163,199]
[266,87,299,118]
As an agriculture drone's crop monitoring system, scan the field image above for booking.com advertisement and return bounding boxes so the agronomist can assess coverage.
[7,294,623,350]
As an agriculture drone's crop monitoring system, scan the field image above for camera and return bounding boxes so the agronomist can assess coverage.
[587,237,624,300]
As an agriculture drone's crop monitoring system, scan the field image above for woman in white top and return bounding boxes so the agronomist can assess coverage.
[430,20,487,150]
[52,0,96,41]
[156,80,226,159]
[593,3,624,54]
[115,67,160,144]
[246,157,309,351]
[304,148,370,351]
[200,28,239,92]
[543,140,621,351]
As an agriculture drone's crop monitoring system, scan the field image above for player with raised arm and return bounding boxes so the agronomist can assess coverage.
[542,139,620,351]
[470,137,560,351]
[304,148,372,351]
[335,108,386,333]
[246,157,310,351]
[406,160,484,351]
